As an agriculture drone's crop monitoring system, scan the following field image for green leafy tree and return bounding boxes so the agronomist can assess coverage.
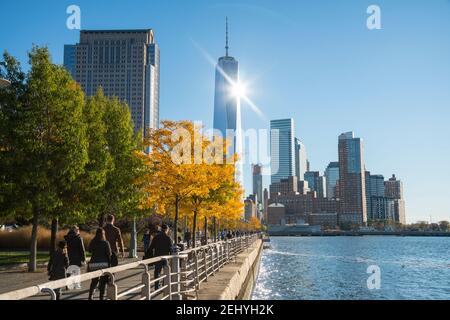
[101,97,145,224]
[1,47,88,271]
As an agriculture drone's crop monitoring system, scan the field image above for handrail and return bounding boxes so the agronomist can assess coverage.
[0,233,261,300]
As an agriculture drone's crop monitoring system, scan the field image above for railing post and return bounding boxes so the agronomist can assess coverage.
[105,272,118,300]
[179,255,187,300]
[203,248,208,282]
[163,262,172,300]
[194,250,200,290]
[171,246,182,300]
[41,288,57,300]
[210,247,215,276]
[141,265,151,300]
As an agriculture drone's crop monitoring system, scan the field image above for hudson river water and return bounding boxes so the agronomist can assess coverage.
[252,236,450,300]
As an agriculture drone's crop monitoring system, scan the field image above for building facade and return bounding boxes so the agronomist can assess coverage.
[385,174,406,224]
[270,119,296,184]
[325,162,340,200]
[252,164,263,207]
[295,138,308,181]
[64,29,160,133]
[338,132,367,225]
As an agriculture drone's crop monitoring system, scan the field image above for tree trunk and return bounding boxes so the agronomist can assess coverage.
[49,217,58,257]
[28,212,39,272]
[174,195,180,244]
[128,216,137,258]
[192,209,198,248]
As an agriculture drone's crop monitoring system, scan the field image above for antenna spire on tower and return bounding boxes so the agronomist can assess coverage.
[225,17,229,56]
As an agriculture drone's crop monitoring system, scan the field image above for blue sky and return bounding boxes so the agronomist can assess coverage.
[1,0,449,223]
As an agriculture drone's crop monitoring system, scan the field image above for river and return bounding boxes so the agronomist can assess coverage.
[252,236,450,300]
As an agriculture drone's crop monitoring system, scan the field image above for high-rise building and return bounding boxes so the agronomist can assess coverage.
[385,174,406,224]
[212,19,242,184]
[213,19,240,153]
[370,196,395,221]
[252,164,263,206]
[317,175,327,199]
[270,119,295,184]
[305,171,326,198]
[244,197,257,221]
[64,29,160,133]
[295,138,308,181]
[304,171,318,191]
[325,162,340,200]
[365,172,385,220]
[338,132,367,225]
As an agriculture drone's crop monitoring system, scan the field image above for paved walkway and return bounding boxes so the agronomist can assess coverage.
[0,255,150,300]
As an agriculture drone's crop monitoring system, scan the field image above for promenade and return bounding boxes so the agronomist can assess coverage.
[0,234,262,300]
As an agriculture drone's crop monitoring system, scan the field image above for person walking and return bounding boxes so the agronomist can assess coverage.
[144,224,173,290]
[64,226,86,289]
[64,226,86,267]
[87,228,112,300]
[184,230,192,248]
[47,240,69,300]
[103,214,124,267]
[142,228,151,254]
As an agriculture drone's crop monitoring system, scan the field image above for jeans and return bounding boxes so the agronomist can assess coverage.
[89,276,108,300]
[154,261,166,291]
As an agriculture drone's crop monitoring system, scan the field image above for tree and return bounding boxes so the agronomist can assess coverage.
[438,221,449,232]
[0,47,88,271]
[140,120,245,247]
[248,216,262,231]
[101,97,144,224]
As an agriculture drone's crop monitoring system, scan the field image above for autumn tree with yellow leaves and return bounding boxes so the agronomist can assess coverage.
[139,120,244,246]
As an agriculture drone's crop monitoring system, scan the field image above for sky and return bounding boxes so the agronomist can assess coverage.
[1,0,449,223]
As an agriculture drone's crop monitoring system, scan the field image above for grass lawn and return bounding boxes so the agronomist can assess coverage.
[0,251,49,266]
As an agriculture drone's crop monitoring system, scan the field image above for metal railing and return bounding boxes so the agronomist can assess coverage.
[0,233,261,300]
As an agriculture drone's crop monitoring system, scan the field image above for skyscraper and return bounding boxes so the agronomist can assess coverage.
[270,119,295,184]
[212,19,242,184]
[365,172,386,221]
[304,171,326,198]
[213,19,240,152]
[252,164,263,207]
[325,162,340,200]
[64,29,160,133]
[385,174,406,224]
[338,132,367,225]
[295,138,308,181]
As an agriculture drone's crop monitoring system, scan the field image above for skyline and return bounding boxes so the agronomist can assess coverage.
[1,0,450,223]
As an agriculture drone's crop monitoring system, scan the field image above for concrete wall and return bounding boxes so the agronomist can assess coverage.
[196,239,263,300]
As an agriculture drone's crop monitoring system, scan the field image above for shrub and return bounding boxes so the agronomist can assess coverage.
[0,226,94,250]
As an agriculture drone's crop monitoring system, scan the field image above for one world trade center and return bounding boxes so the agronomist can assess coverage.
[213,18,243,184]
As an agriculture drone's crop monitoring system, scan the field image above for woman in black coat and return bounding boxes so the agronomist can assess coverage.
[88,228,112,300]
[64,225,86,267]
[47,241,69,300]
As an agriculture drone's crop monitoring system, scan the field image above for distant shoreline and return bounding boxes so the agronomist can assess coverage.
[268,231,450,237]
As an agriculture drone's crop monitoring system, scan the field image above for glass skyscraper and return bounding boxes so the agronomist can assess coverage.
[325,161,340,200]
[270,118,296,184]
[213,19,242,184]
[64,29,160,134]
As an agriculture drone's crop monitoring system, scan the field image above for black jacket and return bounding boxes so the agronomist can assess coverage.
[144,232,173,259]
[47,250,69,281]
[88,239,112,266]
[64,231,86,267]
